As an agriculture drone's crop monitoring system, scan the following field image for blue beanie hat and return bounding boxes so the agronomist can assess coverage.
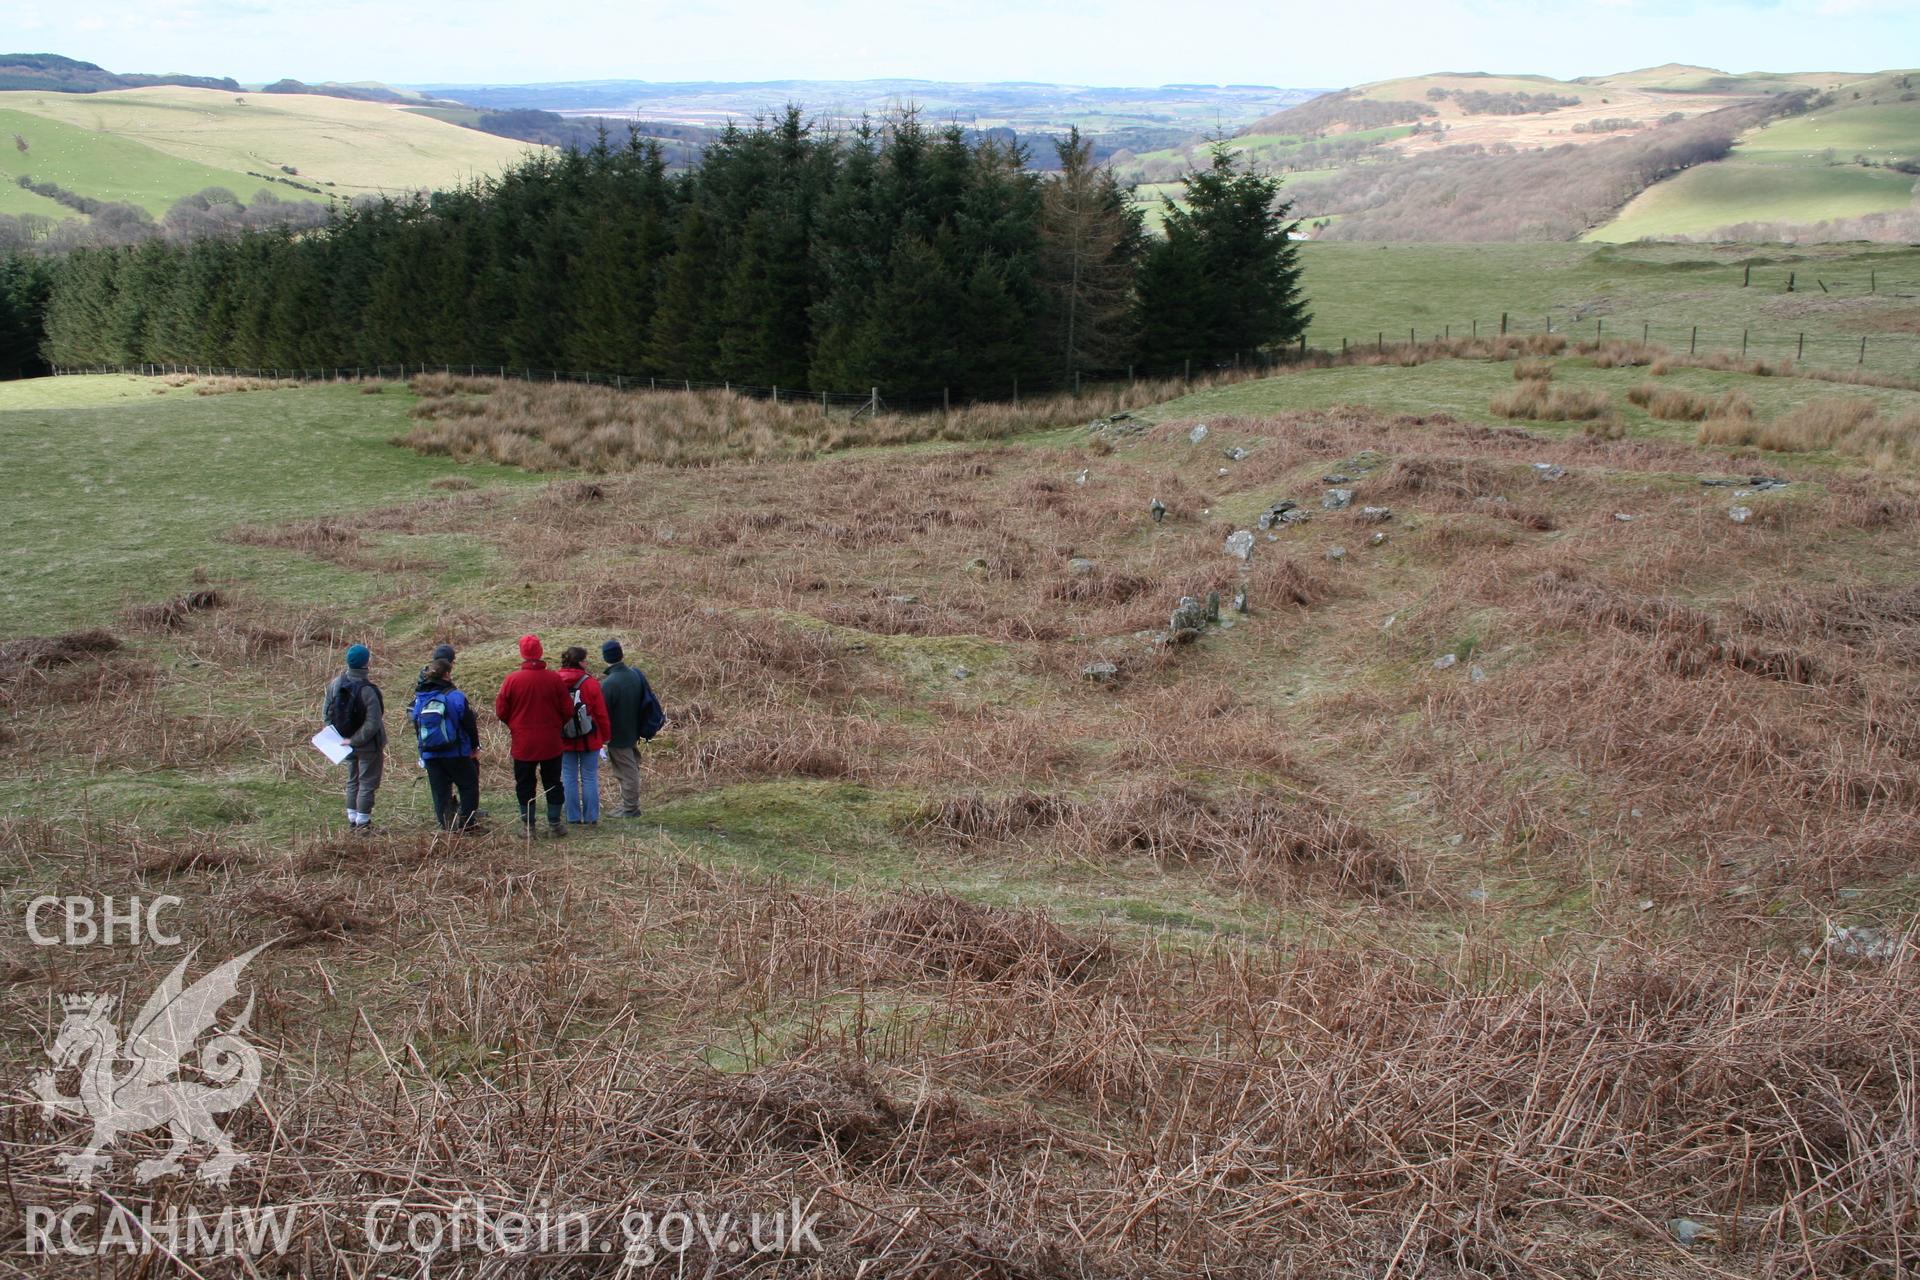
[345,643,370,670]
[430,643,456,663]
[601,638,623,663]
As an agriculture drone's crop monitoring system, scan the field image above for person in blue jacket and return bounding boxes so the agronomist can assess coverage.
[409,654,482,831]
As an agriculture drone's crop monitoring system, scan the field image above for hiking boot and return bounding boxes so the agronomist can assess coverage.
[547,823,567,839]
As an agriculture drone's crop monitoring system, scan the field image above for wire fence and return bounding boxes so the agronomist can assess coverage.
[37,273,1920,411]
[39,358,1281,417]
[1310,267,1920,378]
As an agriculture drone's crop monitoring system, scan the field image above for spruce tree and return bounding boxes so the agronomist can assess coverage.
[1039,128,1146,381]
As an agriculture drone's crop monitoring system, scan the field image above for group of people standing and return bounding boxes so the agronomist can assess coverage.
[322,634,663,836]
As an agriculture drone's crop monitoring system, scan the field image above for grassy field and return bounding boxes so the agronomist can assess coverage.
[0,86,538,219]
[1594,78,1920,241]
[0,106,276,218]
[1297,240,1920,372]
[0,377,538,632]
[2,352,1918,1272]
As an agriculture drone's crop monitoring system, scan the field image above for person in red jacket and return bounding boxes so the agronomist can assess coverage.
[556,646,612,826]
[494,634,574,838]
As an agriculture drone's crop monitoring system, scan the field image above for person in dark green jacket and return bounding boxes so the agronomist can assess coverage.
[597,639,663,819]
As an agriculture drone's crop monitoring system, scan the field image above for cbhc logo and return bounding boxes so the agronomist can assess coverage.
[25,897,183,947]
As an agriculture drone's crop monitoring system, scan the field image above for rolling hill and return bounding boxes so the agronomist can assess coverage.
[1592,70,1920,240]
[0,85,541,232]
[1187,64,1918,243]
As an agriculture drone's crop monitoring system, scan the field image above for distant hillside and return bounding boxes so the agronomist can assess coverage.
[0,86,538,244]
[1592,69,1920,241]
[1180,64,1916,244]
[0,53,238,94]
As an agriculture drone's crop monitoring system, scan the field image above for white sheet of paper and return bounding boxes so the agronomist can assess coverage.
[311,725,352,765]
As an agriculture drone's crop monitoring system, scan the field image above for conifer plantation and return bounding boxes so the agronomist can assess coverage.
[19,113,1309,397]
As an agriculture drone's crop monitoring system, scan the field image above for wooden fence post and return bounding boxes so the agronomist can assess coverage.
[1690,327,1697,354]
[1499,312,1508,335]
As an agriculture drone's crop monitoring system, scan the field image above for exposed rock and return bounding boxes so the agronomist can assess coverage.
[1321,472,1352,485]
[1668,1219,1713,1246]
[1081,661,1120,684]
[1188,424,1209,444]
[1150,498,1167,524]
[1613,512,1635,522]
[1469,665,1487,683]
[1257,499,1301,530]
[1232,587,1249,614]
[1531,462,1566,481]
[1170,596,1210,634]
[1223,446,1249,461]
[1217,467,1230,478]
[1205,591,1221,623]
[887,593,920,605]
[951,665,971,680]
[1728,506,1753,524]
[1825,922,1897,961]
[1433,653,1458,671]
[963,557,990,578]
[1359,505,1392,523]
[1322,488,1354,511]
[1325,546,1347,562]
[1223,529,1256,561]
[1067,558,1097,577]
[1368,532,1388,547]
[1702,474,1787,492]
[1074,468,1089,486]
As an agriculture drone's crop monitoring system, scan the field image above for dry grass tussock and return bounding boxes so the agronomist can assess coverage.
[399,370,1242,470]
[1700,396,1920,467]
[1489,379,1611,422]
[1627,381,1754,423]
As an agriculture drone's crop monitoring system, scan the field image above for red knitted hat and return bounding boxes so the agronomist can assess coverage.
[519,634,542,660]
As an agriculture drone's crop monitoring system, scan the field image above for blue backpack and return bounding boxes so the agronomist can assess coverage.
[410,688,467,757]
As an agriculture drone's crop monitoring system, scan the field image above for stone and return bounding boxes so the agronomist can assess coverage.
[1232,587,1249,614]
[1321,472,1352,485]
[1170,596,1210,633]
[1668,1219,1712,1246]
[1322,487,1354,510]
[1531,462,1566,481]
[1081,661,1120,684]
[951,665,971,680]
[1469,665,1487,683]
[1150,498,1167,524]
[1224,446,1249,461]
[1613,512,1635,522]
[1728,506,1753,524]
[1466,887,1488,903]
[1218,467,1231,478]
[1068,558,1097,576]
[1188,424,1209,444]
[1639,899,1655,912]
[1359,506,1392,523]
[1075,468,1089,486]
[1433,653,1458,670]
[1369,532,1388,547]
[963,557,990,577]
[1205,590,1221,623]
[1444,833,1464,847]
[1825,923,1897,961]
[1382,613,1397,630]
[1223,529,1256,561]
[1325,545,1347,562]
[1256,499,1299,530]
[886,593,920,605]
[1110,410,1134,422]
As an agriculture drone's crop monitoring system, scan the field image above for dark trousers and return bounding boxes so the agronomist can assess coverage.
[513,755,564,827]
[424,756,480,829]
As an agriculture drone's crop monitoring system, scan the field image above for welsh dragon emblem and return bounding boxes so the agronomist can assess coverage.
[32,944,268,1186]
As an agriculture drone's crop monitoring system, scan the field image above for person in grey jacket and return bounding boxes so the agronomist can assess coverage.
[323,643,387,832]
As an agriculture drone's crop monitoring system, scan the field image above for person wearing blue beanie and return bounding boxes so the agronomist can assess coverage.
[323,644,386,832]
[598,638,664,819]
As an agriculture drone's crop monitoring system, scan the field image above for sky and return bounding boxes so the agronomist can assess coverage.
[7,0,1914,89]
